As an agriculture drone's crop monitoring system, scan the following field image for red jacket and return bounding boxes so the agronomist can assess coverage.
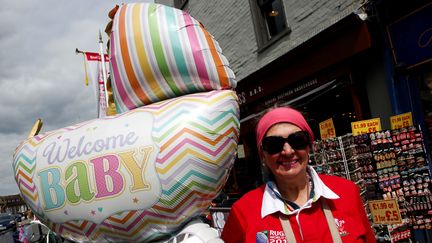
[221,174,376,242]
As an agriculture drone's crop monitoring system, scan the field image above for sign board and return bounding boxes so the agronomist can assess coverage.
[351,118,382,135]
[319,118,336,140]
[369,199,402,225]
[390,112,413,129]
[387,4,432,68]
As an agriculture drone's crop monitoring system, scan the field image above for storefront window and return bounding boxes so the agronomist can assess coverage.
[249,0,291,51]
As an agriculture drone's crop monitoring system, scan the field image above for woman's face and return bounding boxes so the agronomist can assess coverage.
[262,122,309,181]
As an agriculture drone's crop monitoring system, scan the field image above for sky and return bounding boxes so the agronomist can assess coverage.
[0,0,157,196]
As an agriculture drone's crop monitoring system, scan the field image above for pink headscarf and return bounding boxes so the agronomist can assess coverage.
[256,107,314,153]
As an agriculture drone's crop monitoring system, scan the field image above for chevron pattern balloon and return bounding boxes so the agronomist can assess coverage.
[14,2,238,242]
[13,90,239,242]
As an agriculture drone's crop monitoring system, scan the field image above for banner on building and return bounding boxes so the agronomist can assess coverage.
[387,3,432,69]
[83,52,110,118]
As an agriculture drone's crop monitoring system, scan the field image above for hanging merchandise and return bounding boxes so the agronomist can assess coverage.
[361,126,432,242]
[312,124,432,242]
[354,125,431,242]
[311,135,368,209]
[392,126,431,236]
[366,129,410,242]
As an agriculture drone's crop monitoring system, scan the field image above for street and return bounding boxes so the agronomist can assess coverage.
[0,228,16,243]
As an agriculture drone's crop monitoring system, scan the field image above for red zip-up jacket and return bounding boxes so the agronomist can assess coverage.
[221,174,376,242]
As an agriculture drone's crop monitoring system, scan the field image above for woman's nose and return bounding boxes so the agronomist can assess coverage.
[281,142,295,154]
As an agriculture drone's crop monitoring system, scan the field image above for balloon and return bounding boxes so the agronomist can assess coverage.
[109,3,236,113]
[13,90,239,242]
[169,220,223,243]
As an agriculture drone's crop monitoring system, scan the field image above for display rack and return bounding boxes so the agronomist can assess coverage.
[311,125,432,242]
[311,134,369,206]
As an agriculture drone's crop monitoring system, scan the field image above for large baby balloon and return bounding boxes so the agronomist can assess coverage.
[13,90,239,242]
[109,3,236,113]
[14,2,239,242]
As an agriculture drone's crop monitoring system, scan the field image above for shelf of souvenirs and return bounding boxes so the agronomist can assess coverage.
[407,215,432,230]
[386,223,412,242]
[400,165,430,176]
[315,156,372,167]
[372,206,432,241]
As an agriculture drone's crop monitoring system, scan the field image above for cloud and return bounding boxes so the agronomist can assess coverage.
[0,0,153,196]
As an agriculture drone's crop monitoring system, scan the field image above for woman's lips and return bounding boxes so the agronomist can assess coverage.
[278,160,298,167]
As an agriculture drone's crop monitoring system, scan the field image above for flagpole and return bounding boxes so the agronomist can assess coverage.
[98,30,109,115]
[75,48,84,55]
[75,48,90,87]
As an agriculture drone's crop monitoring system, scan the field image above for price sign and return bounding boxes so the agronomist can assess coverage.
[390,112,413,130]
[369,199,402,225]
[319,118,336,140]
[351,118,381,135]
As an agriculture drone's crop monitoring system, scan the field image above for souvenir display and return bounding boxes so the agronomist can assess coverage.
[311,134,368,206]
[314,125,431,242]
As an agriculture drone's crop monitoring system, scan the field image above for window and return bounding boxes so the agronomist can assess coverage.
[250,0,291,51]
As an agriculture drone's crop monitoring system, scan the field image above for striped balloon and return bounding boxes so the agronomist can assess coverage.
[109,3,236,113]
[13,90,239,242]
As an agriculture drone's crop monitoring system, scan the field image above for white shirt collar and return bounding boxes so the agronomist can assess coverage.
[261,166,340,218]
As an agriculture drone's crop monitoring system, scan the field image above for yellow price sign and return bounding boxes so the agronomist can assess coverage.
[369,199,402,225]
[390,112,413,130]
[319,118,336,140]
[351,118,381,135]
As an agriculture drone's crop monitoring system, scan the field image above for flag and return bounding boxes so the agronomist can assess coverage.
[82,52,110,118]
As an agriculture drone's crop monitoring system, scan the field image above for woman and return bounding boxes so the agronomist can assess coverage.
[221,107,376,242]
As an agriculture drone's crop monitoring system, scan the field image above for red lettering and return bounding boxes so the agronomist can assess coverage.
[392,211,399,221]
[385,210,392,221]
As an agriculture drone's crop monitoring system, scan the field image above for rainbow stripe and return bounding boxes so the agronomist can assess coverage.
[110,3,236,113]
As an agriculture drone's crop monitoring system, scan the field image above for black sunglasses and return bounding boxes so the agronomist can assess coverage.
[261,131,310,154]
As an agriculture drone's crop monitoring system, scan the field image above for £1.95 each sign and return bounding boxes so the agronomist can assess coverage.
[351,118,381,136]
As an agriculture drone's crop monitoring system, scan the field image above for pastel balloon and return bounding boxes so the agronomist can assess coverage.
[168,220,223,243]
[13,90,239,242]
[109,3,236,113]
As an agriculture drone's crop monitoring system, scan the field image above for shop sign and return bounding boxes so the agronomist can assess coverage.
[390,112,413,129]
[387,4,432,68]
[263,79,319,106]
[351,118,381,135]
[369,199,402,225]
[319,118,336,140]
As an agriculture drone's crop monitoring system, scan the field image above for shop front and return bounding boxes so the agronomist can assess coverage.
[217,3,432,241]
[378,2,432,241]
[204,1,432,242]
[223,15,373,196]
[383,1,432,158]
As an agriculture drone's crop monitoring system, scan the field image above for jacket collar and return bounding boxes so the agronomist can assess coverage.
[261,166,339,218]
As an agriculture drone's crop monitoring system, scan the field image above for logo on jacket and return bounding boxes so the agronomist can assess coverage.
[335,218,349,236]
[256,230,285,243]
